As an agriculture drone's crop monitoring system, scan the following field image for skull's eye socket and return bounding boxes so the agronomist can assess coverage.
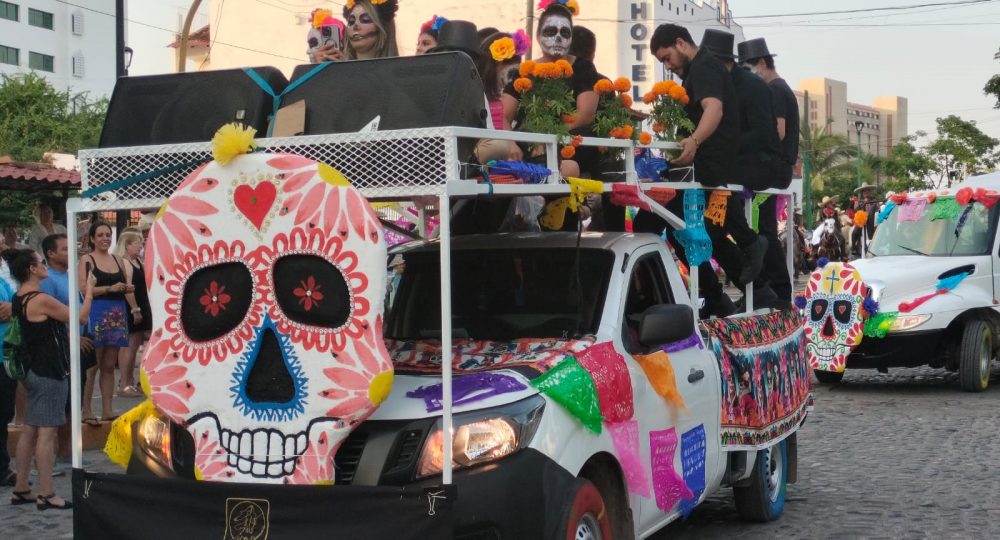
[833,300,853,324]
[273,255,351,328]
[181,263,254,342]
[810,299,828,322]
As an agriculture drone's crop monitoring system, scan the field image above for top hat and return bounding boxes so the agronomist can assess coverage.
[737,37,775,64]
[429,20,481,59]
[701,29,736,60]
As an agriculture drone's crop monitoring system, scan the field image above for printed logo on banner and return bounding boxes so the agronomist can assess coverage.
[678,424,707,517]
[224,498,270,540]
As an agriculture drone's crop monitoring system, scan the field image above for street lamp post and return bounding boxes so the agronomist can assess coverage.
[854,120,864,189]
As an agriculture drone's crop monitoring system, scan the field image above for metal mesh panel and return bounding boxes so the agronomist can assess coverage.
[79,128,456,209]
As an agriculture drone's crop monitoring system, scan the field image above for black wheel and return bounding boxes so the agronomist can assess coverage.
[733,439,788,522]
[959,320,992,392]
[813,369,844,384]
[557,478,612,540]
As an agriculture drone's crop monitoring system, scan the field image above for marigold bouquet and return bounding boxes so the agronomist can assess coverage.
[513,60,580,158]
[643,79,694,142]
[592,77,652,157]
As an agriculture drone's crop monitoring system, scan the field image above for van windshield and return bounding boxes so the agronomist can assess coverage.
[385,248,614,341]
[868,200,998,257]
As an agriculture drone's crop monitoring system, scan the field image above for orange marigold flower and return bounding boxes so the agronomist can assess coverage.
[594,79,615,94]
[560,145,576,159]
[571,135,584,147]
[519,60,536,78]
[555,59,573,77]
[562,113,578,124]
[668,86,686,101]
[608,127,622,139]
[652,122,666,133]
[513,77,533,93]
[613,77,632,93]
[680,95,690,106]
[621,125,634,139]
[652,81,671,95]
[639,132,653,145]
[619,94,633,108]
[642,92,657,105]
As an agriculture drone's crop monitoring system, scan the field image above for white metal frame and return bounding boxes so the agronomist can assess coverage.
[66,126,794,485]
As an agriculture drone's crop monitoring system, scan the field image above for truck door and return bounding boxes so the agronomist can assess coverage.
[616,247,721,531]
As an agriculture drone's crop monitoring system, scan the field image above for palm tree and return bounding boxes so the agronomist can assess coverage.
[799,124,857,192]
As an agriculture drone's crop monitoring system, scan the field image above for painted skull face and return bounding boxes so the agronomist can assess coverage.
[538,15,572,57]
[142,153,392,484]
[804,262,866,373]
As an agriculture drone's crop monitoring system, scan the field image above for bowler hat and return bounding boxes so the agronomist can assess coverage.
[429,20,481,59]
[738,37,775,64]
[701,29,736,60]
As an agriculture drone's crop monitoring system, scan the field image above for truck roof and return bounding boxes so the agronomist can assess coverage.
[957,171,1000,191]
[390,231,663,255]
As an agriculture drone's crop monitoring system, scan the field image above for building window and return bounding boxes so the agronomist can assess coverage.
[29,51,54,72]
[72,10,84,35]
[0,44,18,66]
[28,8,53,29]
[72,53,84,77]
[0,1,17,22]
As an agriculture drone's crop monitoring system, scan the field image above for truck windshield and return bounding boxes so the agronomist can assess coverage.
[868,201,998,257]
[385,248,614,341]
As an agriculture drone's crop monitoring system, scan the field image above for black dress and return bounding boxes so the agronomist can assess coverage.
[127,259,152,333]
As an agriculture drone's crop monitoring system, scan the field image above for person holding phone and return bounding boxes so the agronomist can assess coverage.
[342,0,399,60]
[307,8,346,63]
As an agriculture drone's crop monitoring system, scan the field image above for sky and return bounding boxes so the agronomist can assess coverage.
[732,0,1000,146]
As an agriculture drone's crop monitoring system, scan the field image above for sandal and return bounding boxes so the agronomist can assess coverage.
[11,490,33,505]
[82,417,100,427]
[101,414,120,422]
[119,385,141,398]
[36,493,73,511]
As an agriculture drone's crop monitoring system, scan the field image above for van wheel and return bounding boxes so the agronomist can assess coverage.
[558,478,612,540]
[813,370,844,384]
[734,439,788,522]
[959,321,992,392]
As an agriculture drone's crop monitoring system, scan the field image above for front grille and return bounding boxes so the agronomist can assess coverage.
[333,431,367,485]
[390,430,423,470]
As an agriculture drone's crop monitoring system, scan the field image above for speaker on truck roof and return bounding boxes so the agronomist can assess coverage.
[99,67,288,148]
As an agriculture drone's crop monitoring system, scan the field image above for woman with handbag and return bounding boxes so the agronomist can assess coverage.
[8,249,94,510]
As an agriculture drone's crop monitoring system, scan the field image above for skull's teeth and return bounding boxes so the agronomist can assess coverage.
[219,427,309,479]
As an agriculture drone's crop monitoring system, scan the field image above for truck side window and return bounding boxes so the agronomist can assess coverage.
[622,254,673,354]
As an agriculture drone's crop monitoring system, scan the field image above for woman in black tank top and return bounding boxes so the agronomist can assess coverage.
[113,230,151,397]
[76,222,141,422]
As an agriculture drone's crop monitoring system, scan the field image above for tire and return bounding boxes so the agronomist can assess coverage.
[959,320,992,392]
[813,369,844,384]
[557,478,613,540]
[733,439,788,522]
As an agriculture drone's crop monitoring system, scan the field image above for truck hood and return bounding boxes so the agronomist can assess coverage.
[367,370,539,421]
[851,255,993,311]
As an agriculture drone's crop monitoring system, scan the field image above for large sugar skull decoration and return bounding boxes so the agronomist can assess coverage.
[142,152,392,484]
[803,262,867,373]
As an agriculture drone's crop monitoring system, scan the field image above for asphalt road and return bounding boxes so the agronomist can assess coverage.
[4,366,1000,539]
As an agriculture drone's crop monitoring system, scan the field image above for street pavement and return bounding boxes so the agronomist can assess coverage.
[4,367,1000,538]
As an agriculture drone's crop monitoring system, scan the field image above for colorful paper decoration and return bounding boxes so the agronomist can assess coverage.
[649,427,693,511]
[635,149,668,181]
[575,341,634,423]
[930,196,961,221]
[661,332,704,353]
[678,425,707,518]
[566,177,604,212]
[974,188,1000,208]
[485,160,552,184]
[897,199,927,222]
[633,351,686,410]
[899,272,969,313]
[608,420,652,498]
[530,356,603,434]
[802,262,868,373]
[876,201,896,225]
[674,190,713,267]
[956,187,974,206]
[105,399,159,469]
[647,186,677,206]
[405,373,528,413]
[750,193,771,232]
[609,184,677,211]
[863,311,898,338]
[704,190,731,226]
[539,197,570,230]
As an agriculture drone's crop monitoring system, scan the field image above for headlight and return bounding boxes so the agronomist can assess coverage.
[891,314,931,332]
[417,395,545,478]
[137,415,173,471]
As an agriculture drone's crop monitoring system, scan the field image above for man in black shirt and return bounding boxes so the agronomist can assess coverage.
[739,37,797,302]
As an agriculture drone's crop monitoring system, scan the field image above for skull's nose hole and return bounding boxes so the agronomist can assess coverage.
[821,315,836,339]
[245,327,295,404]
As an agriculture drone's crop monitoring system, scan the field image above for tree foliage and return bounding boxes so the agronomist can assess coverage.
[925,115,999,186]
[985,47,1000,109]
[879,135,936,193]
[0,72,107,162]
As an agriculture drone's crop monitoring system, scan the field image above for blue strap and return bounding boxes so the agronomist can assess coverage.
[243,63,332,137]
[480,163,494,195]
[80,160,203,198]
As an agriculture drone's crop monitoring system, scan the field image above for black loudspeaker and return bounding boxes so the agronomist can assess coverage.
[99,67,288,148]
[285,52,487,134]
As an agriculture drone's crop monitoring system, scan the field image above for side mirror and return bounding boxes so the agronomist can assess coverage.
[637,304,695,349]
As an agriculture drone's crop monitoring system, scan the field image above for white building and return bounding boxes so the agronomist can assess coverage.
[0,0,117,98]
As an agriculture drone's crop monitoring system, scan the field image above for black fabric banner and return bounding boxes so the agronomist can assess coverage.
[73,469,454,540]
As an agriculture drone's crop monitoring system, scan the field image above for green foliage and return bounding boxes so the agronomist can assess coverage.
[0,72,108,162]
[647,82,694,142]
[878,136,935,193]
[926,115,999,183]
[985,47,1000,109]
[0,193,37,227]
[799,124,858,194]
[519,77,575,144]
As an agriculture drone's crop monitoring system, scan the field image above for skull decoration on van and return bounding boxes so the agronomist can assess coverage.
[803,262,867,373]
[142,153,392,484]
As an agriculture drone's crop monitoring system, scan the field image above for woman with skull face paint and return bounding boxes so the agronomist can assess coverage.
[342,0,399,61]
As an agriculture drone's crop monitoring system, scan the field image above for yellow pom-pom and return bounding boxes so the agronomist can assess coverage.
[853,210,868,228]
[212,123,257,165]
[104,399,158,469]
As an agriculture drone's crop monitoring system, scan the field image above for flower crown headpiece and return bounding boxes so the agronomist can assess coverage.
[421,15,448,34]
[489,29,531,62]
[344,0,399,21]
[538,0,579,16]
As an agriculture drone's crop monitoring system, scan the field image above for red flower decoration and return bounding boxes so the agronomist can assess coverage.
[294,276,324,311]
[200,280,231,317]
[956,187,974,206]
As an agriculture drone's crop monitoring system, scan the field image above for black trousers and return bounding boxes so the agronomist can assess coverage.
[0,367,16,473]
[705,193,757,288]
[757,196,792,300]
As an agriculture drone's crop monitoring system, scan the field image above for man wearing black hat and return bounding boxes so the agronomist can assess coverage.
[739,37,797,301]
